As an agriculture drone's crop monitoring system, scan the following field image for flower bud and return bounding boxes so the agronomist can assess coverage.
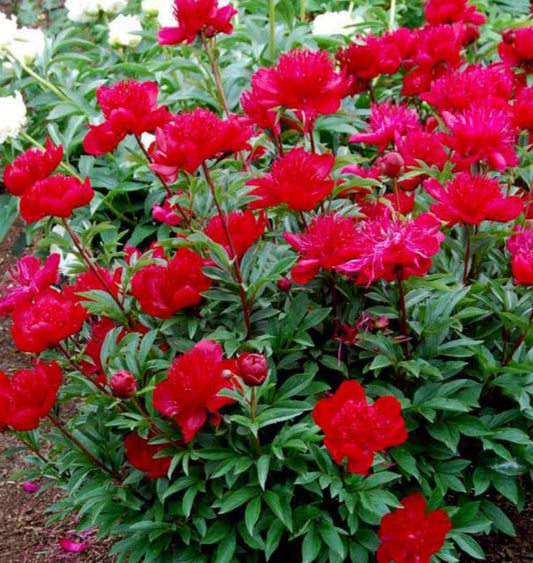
[110,370,137,399]
[374,315,389,330]
[237,352,268,386]
[502,29,516,44]
[221,369,234,380]
[277,277,292,292]
[379,152,404,179]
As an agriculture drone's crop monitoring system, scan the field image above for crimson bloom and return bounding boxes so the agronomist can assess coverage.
[240,88,280,134]
[377,493,451,563]
[124,433,172,479]
[442,104,518,172]
[313,380,407,474]
[0,254,60,317]
[80,317,120,384]
[247,148,335,211]
[350,102,420,151]
[151,108,253,183]
[513,86,533,130]
[70,264,122,303]
[3,138,63,196]
[237,352,268,386]
[11,288,88,353]
[83,80,170,156]
[248,49,349,121]
[420,64,513,113]
[7,361,62,431]
[204,210,266,257]
[425,0,485,26]
[158,0,237,46]
[284,214,360,284]
[19,175,94,224]
[499,27,533,73]
[337,213,444,285]
[153,340,238,442]
[131,248,211,318]
[152,197,185,226]
[426,173,523,226]
[0,372,12,430]
[506,223,533,285]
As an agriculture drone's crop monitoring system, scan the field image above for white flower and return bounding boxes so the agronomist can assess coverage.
[98,0,128,15]
[157,0,176,27]
[0,92,27,144]
[311,10,362,37]
[0,13,17,51]
[142,0,160,16]
[8,27,45,65]
[108,14,143,48]
[65,0,99,22]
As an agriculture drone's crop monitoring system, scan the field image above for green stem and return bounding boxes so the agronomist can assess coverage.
[300,0,305,21]
[388,0,397,30]
[463,224,471,286]
[269,0,275,61]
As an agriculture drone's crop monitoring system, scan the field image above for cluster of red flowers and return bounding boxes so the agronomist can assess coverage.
[0,361,62,431]
[4,139,93,224]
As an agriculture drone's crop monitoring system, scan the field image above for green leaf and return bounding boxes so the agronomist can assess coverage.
[302,524,322,563]
[263,491,293,531]
[214,530,236,563]
[257,455,270,490]
[216,487,259,514]
[452,533,485,559]
[319,524,346,560]
[245,496,261,536]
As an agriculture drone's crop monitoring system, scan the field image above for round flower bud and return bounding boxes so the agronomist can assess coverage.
[110,370,137,399]
[374,315,389,330]
[237,352,268,386]
[277,277,292,292]
[379,152,404,179]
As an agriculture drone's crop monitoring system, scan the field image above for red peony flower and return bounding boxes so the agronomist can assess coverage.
[336,30,413,96]
[80,317,120,383]
[426,173,523,226]
[70,264,122,303]
[248,49,349,121]
[7,361,62,431]
[150,108,253,183]
[425,0,485,26]
[110,370,137,399]
[124,433,172,479]
[284,214,360,284]
[237,352,268,386]
[0,254,60,317]
[442,103,518,172]
[513,85,533,130]
[83,80,170,156]
[158,0,237,45]
[499,27,533,73]
[152,197,185,226]
[350,101,420,151]
[506,223,533,285]
[337,213,444,285]
[153,340,238,442]
[240,88,280,134]
[401,24,465,96]
[396,129,448,191]
[19,175,94,224]
[131,247,211,318]
[0,371,12,430]
[377,493,451,563]
[3,138,63,196]
[11,287,88,353]
[420,64,513,113]
[313,380,407,474]
[204,210,267,257]
[246,148,335,211]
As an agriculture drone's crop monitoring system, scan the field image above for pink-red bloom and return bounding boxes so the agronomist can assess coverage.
[19,175,94,224]
[69,264,122,304]
[158,0,237,45]
[248,49,349,121]
[80,317,120,384]
[425,0,485,26]
[83,80,170,156]
[247,148,335,211]
[131,248,211,318]
[499,28,533,73]
[284,214,360,284]
[110,370,137,399]
[240,88,279,133]
[204,210,266,257]
[420,65,513,113]
[0,372,12,430]
[350,102,420,151]
[425,173,523,226]
[11,288,88,353]
[152,197,186,226]
[513,86,533,130]
[377,493,451,563]
[506,223,533,285]
[237,352,268,386]
[442,104,518,172]
[6,361,62,431]
[313,380,407,474]
[3,138,63,196]
[124,433,172,479]
[151,109,253,182]
[0,254,60,317]
[338,214,444,285]
[153,340,238,442]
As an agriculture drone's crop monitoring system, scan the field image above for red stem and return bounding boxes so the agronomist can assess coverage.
[202,164,252,339]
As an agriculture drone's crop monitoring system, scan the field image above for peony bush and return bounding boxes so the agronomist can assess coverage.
[1,0,533,561]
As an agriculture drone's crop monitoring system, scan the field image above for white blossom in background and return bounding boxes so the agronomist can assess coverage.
[157,0,175,27]
[311,10,362,37]
[0,92,27,144]
[8,27,46,65]
[65,0,127,23]
[99,0,128,15]
[108,14,143,48]
[141,0,160,16]
[0,13,18,52]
